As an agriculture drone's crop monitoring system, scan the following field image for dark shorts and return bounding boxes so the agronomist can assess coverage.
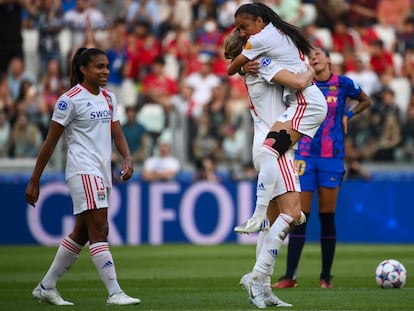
[294,155,345,191]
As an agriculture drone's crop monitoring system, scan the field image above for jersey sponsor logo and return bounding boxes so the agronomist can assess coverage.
[245,40,252,50]
[57,101,68,110]
[90,109,112,120]
[260,57,272,67]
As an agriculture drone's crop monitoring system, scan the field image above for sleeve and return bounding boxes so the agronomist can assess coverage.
[241,34,272,61]
[257,56,285,84]
[343,76,362,99]
[109,91,120,123]
[51,95,75,126]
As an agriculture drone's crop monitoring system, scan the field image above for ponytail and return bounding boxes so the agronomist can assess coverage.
[69,47,107,87]
[235,3,313,55]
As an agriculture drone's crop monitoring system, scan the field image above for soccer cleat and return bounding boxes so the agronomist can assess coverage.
[32,284,74,305]
[271,278,298,288]
[320,278,334,289]
[239,272,251,292]
[234,216,269,234]
[107,291,141,305]
[241,273,292,307]
[263,291,293,307]
[247,279,266,309]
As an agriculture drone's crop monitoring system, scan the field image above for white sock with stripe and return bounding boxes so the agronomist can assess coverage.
[90,242,121,296]
[253,147,279,219]
[253,213,294,277]
[41,236,83,289]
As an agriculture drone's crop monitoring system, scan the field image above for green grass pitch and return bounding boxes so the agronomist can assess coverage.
[0,243,413,311]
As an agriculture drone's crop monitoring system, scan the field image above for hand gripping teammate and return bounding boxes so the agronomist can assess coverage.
[25,48,141,306]
[227,3,327,236]
[273,47,372,289]
[224,27,317,309]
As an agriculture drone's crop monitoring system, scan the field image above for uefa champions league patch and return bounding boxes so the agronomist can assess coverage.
[57,101,68,110]
[261,57,272,67]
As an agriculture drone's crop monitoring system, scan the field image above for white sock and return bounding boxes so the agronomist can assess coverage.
[41,237,82,289]
[254,147,279,218]
[90,242,121,296]
[253,213,294,276]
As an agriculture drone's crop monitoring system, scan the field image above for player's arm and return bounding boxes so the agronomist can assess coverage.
[227,53,250,76]
[112,121,133,181]
[342,90,372,134]
[25,121,64,207]
[270,66,315,90]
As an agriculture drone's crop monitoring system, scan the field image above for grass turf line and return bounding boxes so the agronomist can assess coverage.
[0,243,413,311]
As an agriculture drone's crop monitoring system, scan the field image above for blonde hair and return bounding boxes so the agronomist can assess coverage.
[223,29,245,60]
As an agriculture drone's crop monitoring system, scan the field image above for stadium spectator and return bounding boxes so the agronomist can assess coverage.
[191,111,221,162]
[14,79,48,138]
[369,39,395,77]
[347,0,378,27]
[376,0,411,31]
[370,87,402,162]
[0,74,14,117]
[94,0,126,27]
[332,19,355,54]
[314,0,348,32]
[345,55,382,97]
[196,17,223,58]
[0,108,11,157]
[10,112,43,158]
[194,153,221,181]
[119,105,150,166]
[39,58,68,117]
[25,47,140,306]
[184,55,221,120]
[102,18,128,108]
[0,0,37,75]
[7,56,34,102]
[62,0,108,48]
[142,141,180,181]
[399,104,414,161]
[141,55,178,111]
[34,0,64,76]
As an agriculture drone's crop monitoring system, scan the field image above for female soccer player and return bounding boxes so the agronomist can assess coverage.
[25,48,141,306]
[273,47,371,289]
[224,25,316,308]
[228,3,327,235]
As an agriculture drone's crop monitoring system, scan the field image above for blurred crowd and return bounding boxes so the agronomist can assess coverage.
[1,0,414,180]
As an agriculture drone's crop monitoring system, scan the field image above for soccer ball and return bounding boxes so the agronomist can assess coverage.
[375,259,407,288]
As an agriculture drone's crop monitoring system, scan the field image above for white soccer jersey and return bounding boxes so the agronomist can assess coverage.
[242,23,307,76]
[52,84,119,187]
[243,23,328,139]
[245,74,301,196]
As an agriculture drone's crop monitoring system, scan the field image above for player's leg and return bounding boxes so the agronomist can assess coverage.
[235,121,302,233]
[273,155,316,288]
[247,150,301,307]
[318,186,340,288]
[317,158,344,288]
[33,176,90,305]
[81,179,140,305]
[273,191,313,288]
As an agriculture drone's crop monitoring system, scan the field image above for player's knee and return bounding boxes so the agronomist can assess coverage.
[263,129,292,156]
